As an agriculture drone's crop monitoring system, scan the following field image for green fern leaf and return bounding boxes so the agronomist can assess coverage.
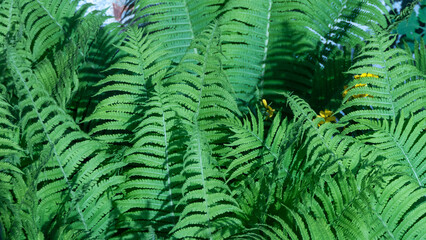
[170,123,243,239]
[165,20,240,136]
[85,26,170,144]
[0,0,18,50]
[19,0,81,61]
[222,109,290,182]
[355,113,425,187]
[7,45,127,238]
[281,0,389,47]
[368,175,426,239]
[114,85,184,238]
[339,32,426,123]
[132,0,225,63]
[219,0,279,106]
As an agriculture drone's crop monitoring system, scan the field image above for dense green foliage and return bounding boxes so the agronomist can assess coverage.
[396,0,426,46]
[0,0,425,239]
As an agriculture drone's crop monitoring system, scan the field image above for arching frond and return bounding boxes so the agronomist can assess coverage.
[368,175,426,239]
[281,0,389,48]
[165,20,240,135]
[283,169,379,239]
[233,150,387,240]
[71,21,125,124]
[244,93,382,239]
[0,0,18,49]
[339,32,426,123]
[33,13,105,110]
[1,1,424,239]
[0,89,21,159]
[282,92,381,168]
[7,46,126,239]
[354,113,425,187]
[132,0,225,63]
[19,0,81,61]
[0,88,24,238]
[170,122,243,239]
[222,109,290,182]
[219,0,281,106]
[261,21,316,107]
[84,26,170,144]
[411,39,426,74]
[114,84,184,238]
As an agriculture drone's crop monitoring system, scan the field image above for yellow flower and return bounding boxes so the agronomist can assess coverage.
[367,73,379,78]
[316,109,336,127]
[354,73,379,79]
[343,73,377,100]
[343,83,369,97]
[354,83,367,88]
[342,85,349,98]
[261,99,275,119]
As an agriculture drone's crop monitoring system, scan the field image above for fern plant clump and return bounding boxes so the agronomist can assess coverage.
[0,0,425,239]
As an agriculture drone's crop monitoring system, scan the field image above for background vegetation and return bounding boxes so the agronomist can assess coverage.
[0,0,425,239]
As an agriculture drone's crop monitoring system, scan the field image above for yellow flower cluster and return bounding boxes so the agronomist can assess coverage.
[354,73,379,79]
[342,73,378,100]
[313,73,378,127]
[342,83,369,98]
[261,99,275,119]
[315,109,336,127]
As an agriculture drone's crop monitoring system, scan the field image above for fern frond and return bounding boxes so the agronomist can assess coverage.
[368,175,426,239]
[170,122,243,239]
[166,20,240,136]
[339,32,426,123]
[71,21,125,123]
[282,92,425,239]
[2,1,424,239]
[222,109,289,182]
[19,0,81,61]
[296,167,379,239]
[280,91,384,206]
[412,39,426,74]
[282,92,375,166]
[114,84,184,238]
[0,162,24,239]
[0,89,21,159]
[0,167,44,239]
[33,21,102,111]
[132,0,225,63]
[26,5,106,112]
[237,160,385,240]
[219,0,281,106]
[7,46,126,238]
[0,92,34,238]
[0,0,18,49]
[354,113,425,187]
[282,0,389,47]
[261,20,316,106]
[85,26,169,144]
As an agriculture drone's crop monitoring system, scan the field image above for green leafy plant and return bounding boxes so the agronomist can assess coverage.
[0,0,425,239]
[396,0,426,47]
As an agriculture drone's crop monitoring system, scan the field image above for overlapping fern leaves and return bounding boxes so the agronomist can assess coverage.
[130,0,226,64]
[0,0,425,239]
[114,85,184,238]
[339,32,425,189]
[339,33,426,123]
[84,26,169,144]
[7,45,127,239]
[20,0,81,61]
[165,21,243,239]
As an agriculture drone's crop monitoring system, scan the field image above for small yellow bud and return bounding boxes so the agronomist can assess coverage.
[261,99,275,119]
[315,109,336,127]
